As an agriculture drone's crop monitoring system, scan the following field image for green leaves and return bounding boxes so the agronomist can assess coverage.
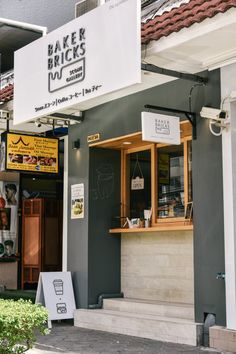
[0,299,49,354]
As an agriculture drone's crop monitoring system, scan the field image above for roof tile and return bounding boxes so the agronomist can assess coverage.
[0,84,14,103]
[141,0,236,44]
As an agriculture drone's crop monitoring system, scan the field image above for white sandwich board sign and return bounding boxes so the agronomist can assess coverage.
[14,0,141,125]
[35,272,76,325]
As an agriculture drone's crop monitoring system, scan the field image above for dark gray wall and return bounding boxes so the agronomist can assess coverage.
[88,148,121,304]
[68,136,89,308]
[193,73,226,325]
[68,70,225,324]
[0,0,79,32]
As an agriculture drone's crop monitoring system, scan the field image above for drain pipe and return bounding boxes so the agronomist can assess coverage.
[202,272,225,346]
[203,313,216,346]
[89,292,124,309]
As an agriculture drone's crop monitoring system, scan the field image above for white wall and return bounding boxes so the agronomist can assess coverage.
[221,63,236,330]
[62,136,68,272]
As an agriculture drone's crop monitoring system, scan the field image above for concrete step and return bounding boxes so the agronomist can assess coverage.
[74,308,203,346]
[103,298,194,320]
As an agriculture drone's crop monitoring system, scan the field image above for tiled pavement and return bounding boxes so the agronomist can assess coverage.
[27,321,230,354]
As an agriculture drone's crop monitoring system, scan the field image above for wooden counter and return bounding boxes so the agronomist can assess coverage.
[109,223,193,233]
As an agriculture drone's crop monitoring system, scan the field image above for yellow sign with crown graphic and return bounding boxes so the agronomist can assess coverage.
[6,133,58,173]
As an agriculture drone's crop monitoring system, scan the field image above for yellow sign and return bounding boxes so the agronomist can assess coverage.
[6,133,58,173]
[87,133,100,144]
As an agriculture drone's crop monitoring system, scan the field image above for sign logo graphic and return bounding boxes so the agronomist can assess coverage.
[155,118,170,135]
[47,28,86,93]
[141,112,180,145]
[12,137,29,146]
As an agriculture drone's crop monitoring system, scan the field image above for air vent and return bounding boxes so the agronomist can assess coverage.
[75,0,107,18]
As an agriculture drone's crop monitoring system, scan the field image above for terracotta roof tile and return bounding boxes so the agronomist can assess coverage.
[0,84,14,103]
[141,0,236,44]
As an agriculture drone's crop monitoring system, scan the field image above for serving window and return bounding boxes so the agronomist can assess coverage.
[121,124,192,226]
[124,147,152,220]
[157,144,184,219]
[156,138,192,222]
[89,120,192,229]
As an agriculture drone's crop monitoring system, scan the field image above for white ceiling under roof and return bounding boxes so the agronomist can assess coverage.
[0,19,49,133]
[73,5,236,113]
[60,7,236,115]
[145,7,236,73]
[0,18,46,73]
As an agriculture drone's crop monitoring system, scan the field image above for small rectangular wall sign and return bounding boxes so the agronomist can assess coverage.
[142,112,180,145]
[71,183,84,219]
[87,133,100,144]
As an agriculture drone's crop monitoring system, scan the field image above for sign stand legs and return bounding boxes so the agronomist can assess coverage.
[48,320,52,329]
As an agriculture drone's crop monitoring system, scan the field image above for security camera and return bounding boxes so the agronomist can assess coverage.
[35,119,41,128]
[200,107,228,121]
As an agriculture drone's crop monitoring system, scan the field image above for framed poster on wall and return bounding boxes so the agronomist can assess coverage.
[71,183,84,219]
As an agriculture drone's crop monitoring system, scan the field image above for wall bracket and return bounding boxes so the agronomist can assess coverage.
[141,63,208,84]
[50,112,84,123]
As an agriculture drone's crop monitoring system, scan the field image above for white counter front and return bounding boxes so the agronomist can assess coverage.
[121,230,194,304]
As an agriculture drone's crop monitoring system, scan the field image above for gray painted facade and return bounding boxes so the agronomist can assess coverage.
[68,70,226,325]
[193,74,225,324]
[2,0,226,327]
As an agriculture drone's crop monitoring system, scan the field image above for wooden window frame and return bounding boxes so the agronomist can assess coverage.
[121,144,153,223]
[89,120,193,229]
[121,136,192,227]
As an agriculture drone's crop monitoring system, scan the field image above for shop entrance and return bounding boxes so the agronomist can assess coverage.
[0,137,67,292]
[89,121,194,305]
[75,122,198,345]
[19,137,66,290]
[20,174,63,290]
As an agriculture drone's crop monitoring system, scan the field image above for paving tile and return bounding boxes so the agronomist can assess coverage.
[27,322,222,354]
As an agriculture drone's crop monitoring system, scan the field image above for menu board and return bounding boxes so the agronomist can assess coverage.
[4,133,58,174]
[36,272,76,323]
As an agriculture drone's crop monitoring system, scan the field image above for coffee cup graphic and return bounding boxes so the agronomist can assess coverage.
[53,279,63,295]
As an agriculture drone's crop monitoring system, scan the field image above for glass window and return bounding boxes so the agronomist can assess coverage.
[122,132,192,226]
[157,144,184,219]
[129,150,151,219]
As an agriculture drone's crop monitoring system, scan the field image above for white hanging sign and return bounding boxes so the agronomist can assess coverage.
[142,112,181,145]
[14,0,141,125]
[35,272,76,322]
[131,177,144,190]
[131,157,144,190]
